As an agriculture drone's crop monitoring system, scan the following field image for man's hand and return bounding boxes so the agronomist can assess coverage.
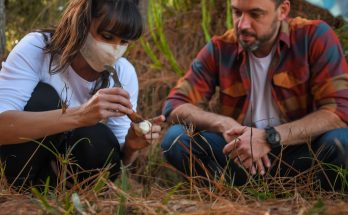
[222,126,271,175]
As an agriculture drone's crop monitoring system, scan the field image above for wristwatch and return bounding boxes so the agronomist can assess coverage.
[265,127,281,149]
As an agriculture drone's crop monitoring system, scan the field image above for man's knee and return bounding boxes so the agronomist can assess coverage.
[161,124,187,152]
[319,128,348,143]
[160,124,194,171]
[316,128,348,167]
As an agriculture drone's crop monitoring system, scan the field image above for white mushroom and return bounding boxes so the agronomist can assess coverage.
[133,120,152,136]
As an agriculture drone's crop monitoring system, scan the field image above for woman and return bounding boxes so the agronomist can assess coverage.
[0,0,164,188]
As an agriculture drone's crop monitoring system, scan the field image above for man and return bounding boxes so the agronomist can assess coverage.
[161,0,348,190]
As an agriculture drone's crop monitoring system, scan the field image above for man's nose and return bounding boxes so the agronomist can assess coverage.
[238,14,251,30]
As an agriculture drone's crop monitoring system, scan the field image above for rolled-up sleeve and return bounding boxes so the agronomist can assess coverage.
[162,41,219,117]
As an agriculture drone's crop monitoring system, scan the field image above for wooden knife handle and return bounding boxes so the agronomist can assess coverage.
[127,111,145,123]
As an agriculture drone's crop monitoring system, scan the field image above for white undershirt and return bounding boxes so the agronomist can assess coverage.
[0,32,139,146]
[243,48,281,129]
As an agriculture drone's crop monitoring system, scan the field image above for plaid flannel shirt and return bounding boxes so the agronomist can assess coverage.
[163,17,348,125]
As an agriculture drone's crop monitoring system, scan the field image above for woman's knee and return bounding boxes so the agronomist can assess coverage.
[69,123,121,174]
[24,82,60,112]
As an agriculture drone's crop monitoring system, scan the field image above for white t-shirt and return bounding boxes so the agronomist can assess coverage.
[243,49,281,129]
[0,32,139,146]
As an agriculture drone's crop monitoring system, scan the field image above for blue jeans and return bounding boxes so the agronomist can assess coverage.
[161,124,348,190]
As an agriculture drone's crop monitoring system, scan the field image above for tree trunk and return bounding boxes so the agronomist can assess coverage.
[0,0,5,58]
[138,0,148,27]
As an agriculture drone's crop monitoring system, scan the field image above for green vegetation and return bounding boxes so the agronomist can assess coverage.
[201,0,213,42]
[335,22,348,58]
[5,0,67,52]
[145,0,184,76]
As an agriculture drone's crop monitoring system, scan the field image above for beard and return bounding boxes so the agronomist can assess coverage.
[238,31,261,51]
[237,18,279,52]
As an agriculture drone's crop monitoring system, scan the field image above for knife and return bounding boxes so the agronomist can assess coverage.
[104,65,145,123]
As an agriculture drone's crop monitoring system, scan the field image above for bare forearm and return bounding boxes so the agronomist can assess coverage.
[276,110,347,146]
[121,144,139,165]
[167,103,240,133]
[0,109,82,145]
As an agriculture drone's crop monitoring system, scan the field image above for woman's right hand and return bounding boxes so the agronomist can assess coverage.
[76,87,133,125]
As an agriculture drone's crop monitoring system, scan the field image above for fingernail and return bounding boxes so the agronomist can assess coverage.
[260,170,265,175]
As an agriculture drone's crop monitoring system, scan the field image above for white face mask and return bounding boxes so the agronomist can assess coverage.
[80,33,128,72]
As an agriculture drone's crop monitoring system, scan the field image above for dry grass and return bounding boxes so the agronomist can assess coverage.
[0,128,347,215]
[1,162,348,215]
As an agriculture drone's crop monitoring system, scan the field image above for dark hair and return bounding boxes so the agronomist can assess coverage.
[273,0,286,7]
[43,0,143,74]
[92,0,143,41]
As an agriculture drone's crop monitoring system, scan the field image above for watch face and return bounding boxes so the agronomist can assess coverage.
[273,133,281,143]
[270,133,276,143]
[266,127,281,148]
[270,133,280,143]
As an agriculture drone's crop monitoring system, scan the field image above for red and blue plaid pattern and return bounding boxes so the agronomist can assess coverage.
[163,17,348,125]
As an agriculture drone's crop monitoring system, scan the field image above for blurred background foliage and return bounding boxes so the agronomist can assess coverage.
[3,0,348,67]
[4,0,66,51]
[1,0,348,117]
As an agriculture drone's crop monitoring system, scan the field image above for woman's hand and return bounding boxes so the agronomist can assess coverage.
[122,115,165,165]
[124,115,165,151]
[76,87,133,126]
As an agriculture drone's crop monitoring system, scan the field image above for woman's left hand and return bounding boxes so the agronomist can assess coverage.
[124,115,165,151]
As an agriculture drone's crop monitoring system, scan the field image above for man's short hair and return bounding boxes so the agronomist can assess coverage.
[274,0,285,7]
